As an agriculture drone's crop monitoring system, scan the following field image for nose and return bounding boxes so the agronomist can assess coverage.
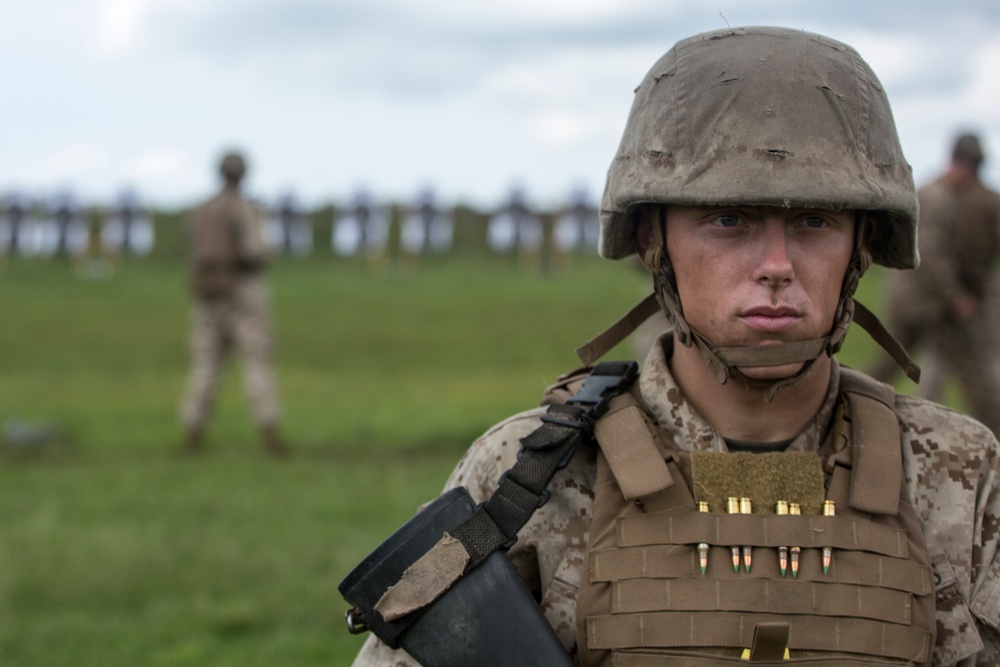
[753,223,793,287]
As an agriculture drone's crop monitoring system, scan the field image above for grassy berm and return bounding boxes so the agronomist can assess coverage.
[0,254,899,666]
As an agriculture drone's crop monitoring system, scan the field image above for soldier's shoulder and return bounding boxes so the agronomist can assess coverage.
[894,392,1000,460]
[192,191,229,215]
[219,189,248,211]
[917,177,949,196]
[465,368,603,463]
[916,178,952,210]
[540,366,593,406]
[478,407,549,443]
[446,407,549,496]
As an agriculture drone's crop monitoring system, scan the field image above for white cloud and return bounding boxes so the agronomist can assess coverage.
[125,148,193,182]
[36,143,109,180]
[411,0,654,26]
[93,0,149,59]
[965,40,1000,121]
[847,35,925,84]
[478,45,659,109]
[530,111,599,147]
[89,0,206,60]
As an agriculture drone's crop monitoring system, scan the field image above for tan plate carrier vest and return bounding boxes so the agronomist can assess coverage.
[575,368,937,666]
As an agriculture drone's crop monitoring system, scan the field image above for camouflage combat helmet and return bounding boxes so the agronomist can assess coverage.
[584,27,919,399]
[219,151,247,183]
[600,26,918,270]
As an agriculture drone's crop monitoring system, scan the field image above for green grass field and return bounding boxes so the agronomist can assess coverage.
[0,252,911,666]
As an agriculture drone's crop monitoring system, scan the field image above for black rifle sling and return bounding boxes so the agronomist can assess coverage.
[450,360,639,573]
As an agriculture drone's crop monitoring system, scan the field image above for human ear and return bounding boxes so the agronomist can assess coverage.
[635,207,653,256]
[634,205,667,271]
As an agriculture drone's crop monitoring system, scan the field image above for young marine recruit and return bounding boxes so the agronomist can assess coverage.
[346,26,1000,667]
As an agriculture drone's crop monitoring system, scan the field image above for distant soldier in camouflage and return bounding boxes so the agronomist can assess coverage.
[179,151,287,456]
[873,133,1000,436]
[350,28,1000,666]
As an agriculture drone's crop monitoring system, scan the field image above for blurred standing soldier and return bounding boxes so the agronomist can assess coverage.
[873,133,1000,436]
[179,151,287,456]
[348,27,1000,666]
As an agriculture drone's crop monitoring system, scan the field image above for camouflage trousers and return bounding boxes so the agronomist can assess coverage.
[179,274,281,430]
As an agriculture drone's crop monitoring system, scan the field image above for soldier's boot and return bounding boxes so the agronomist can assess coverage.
[261,425,289,458]
[184,426,204,453]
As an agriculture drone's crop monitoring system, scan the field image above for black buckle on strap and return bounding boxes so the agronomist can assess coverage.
[565,361,639,420]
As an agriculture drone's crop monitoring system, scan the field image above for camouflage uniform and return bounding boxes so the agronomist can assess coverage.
[179,272,280,429]
[179,154,284,452]
[351,334,1000,666]
[879,173,1000,435]
[348,28,999,666]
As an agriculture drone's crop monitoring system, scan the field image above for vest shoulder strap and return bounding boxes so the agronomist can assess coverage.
[452,361,640,568]
[594,391,678,503]
[838,367,903,516]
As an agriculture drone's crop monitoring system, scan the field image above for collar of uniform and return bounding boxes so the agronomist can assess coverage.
[638,332,842,453]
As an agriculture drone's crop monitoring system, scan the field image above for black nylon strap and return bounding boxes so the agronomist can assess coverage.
[450,361,639,573]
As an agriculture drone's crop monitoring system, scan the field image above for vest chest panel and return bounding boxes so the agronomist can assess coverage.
[576,374,937,667]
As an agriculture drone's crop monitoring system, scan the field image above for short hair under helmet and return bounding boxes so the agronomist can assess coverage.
[599,26,918,270]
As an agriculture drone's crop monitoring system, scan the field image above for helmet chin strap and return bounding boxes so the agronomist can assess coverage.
[640,208,915,403]
[649,252,845,402]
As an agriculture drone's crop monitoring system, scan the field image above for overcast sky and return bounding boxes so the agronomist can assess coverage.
[2,1,999,211]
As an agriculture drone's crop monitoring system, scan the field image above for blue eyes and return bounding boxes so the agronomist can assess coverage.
[713,216,828,229]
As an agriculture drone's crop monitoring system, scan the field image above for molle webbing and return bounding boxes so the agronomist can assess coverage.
[590,546,933,596]
[614,512,909,557]
[608,579,914,624]
[586,612,932,663]
[579,369,936,667]
[614,656,902,667]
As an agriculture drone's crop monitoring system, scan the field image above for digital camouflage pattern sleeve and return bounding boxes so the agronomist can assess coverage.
[897,393,1000,666]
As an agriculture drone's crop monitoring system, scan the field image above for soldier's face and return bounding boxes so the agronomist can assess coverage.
[662,205,856,380]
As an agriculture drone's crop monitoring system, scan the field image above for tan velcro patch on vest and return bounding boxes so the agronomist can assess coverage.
[690,451,824,515]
